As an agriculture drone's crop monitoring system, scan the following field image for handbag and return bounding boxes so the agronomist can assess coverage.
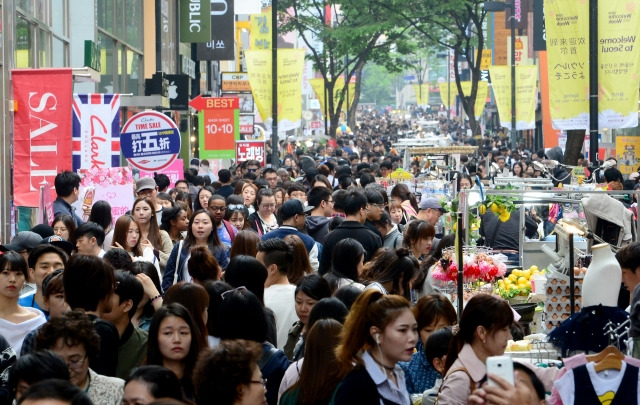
[172,240,184,286]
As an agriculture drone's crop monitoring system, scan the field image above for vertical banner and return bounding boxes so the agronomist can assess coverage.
[13,69,73,207]
[544,0,589,129]
[597,0,640,129]
[539,51,562,147]
[412,84,430,106]
[244,49,305,132]
[488,65,538,130]
[437,81,488,118]
[196,0,235,60]
[179,0,211,43]
[72,94,121,171]
[250,13,271,49]
[615,136,640,175]
[308,77,356,118]
[73,167,134,222]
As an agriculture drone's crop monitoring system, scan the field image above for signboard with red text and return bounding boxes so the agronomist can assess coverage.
[236,140,265,165]
[191,95,240,160]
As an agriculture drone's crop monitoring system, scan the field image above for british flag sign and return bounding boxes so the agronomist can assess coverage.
[72,94,121,171]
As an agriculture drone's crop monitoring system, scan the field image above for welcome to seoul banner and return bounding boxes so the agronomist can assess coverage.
[544,0,640,130]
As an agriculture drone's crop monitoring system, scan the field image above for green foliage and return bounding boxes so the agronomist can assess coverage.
[360,64,397,106]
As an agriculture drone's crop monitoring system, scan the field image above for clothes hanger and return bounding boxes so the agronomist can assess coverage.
[586,345,624,364]
[593,352,623,373]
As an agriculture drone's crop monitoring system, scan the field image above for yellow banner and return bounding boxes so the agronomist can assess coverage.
[488,65,538,130]
[544,0,589,130]
[309,77,355,117]
[412,84,430,106]
[598,0,640,129]
[480,49,492,70]
[244,49,306,132]
[616,136,640,175]
[250,13,271,49]
[438,81,488,118]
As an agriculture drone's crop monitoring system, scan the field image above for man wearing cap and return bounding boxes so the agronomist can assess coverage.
[18,244,67,318]
[261,199,320,272]
[136,177,163,225]
[0,231,43,262]
[417,197,446,228]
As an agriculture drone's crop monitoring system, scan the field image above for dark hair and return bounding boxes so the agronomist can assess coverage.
[328,216,345,231]
[425,326,454,366]
[160,206,187,232]
[333,285,362,310]
[363,247,418,300]
[103,248,134,270]
[63,255,114,311]
[414,294,457,331]
[216,289,268,343]
[336,290,412,376]
[194,186,216,211]
[147,304,202,382]
[284,234,313,285]
[360,173,376,189]
[193,339,262,405]
[126,365,184,402]
[157,192,175,207]
[132,197,163,248]
[113,270,144,319]
[11,350,70,392]
[223,255,268,304]
[203,281,232,336]
[287,319,343,404]
[187,246,220,284]
[255,187,275,207]
[88,200,113,230]
[17,379,92,405]
[402,220,435,248]
[326,238,365,292]
[35,310,101,365]
[332,189,348,213]
[128,261,163,317]
[43,271,65,298]
[307,186,332,208]
[444,295,514,374]
[218,169,232,183]
[512,362,546,400]
[112,214,142,256]
[27,244,67,270]
[74,221,106,247]
[295,274,331,303]
[54,170,81,197]
[52,214,77,242]
[616,242,640,274]
[154,174,171,191]
[391,184,418,213]
[229,230,260,259]
[184,210,222,250]
[256,238,293,275]
[343,190,368,216]
[311,175,332,189]
[339,176,356,190]
[163,283,210,348]
[175,192,193,215]
[307,297,349,330]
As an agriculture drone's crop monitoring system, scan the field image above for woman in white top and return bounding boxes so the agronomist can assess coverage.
[111,215,160,276]
[0,251,46,354]
[132,197,173,270]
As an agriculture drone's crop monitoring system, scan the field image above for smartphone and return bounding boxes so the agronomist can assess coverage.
[486,356,514,387]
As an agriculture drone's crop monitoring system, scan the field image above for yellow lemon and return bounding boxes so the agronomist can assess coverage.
[508,274,517,282]
[512,269,521,277]
[521,269,531,279]
[509,284,518,291]
[478,204,487,215]
[517,277,528,285]
[525,281,532,289]
[529,265,538,272]
[499,212,511,222]
[490,203,500,214]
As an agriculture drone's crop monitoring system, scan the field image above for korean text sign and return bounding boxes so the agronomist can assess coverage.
[236,141,265,166]
[120,111,181,171]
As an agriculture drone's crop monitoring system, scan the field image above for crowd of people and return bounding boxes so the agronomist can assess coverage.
[0,110,594,405]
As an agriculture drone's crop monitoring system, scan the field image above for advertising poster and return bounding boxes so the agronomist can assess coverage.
[412,84,430,106]
[250,13,271,49]
[308,77,355,118]
[72,167,135,222]
[37,182,54,225]
[488,65,538,130]
[236,141,266,165]
[120,111,182,171]
[139,159,185,189]
[13,68,73,207]
[437,81,489,118]
[616,136,640,175]
[195,97,240,160]
[72,94,121,171]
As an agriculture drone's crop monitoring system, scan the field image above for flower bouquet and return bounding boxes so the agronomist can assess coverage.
[432,247,507,284]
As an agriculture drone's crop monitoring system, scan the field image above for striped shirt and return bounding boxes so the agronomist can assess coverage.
[362,350,412,405]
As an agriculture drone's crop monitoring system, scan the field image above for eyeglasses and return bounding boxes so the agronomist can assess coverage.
[209,206,227,212]
[250,378,268,389]
[260,204,276,209]
[221,286,247,300]
[370,203,385,209]
[65,354,87,370]
[228,204,245,211]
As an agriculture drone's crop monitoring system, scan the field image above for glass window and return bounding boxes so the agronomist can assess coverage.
[52,37,67,67]
[17,0,33,16]
[97,0,114,33]
[51,0,68,37]
[125,0,142,49]
[116,0,124,38]
[16,16,33,68]
[36,0,51,24]
[98,33,115,93]
[37,28,51,67]
[126,49,141,93]
[117,44,124,92]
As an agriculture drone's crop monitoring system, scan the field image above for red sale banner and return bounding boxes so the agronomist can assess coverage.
[13,69,73,207]
[236,141,266,166]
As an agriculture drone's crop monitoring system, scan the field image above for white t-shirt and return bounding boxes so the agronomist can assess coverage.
[555,362,640,404]
[264,284,298,349]
[0,307,46,355]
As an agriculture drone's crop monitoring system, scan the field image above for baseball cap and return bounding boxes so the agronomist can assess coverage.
[136,177,157,193]
[39,235,74,256]
[418,197,446,213]
[0,231,43,252]
[279,199,314,220]
[629,172,639,181]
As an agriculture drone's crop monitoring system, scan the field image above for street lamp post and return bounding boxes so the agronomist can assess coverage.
[484,1,517,150]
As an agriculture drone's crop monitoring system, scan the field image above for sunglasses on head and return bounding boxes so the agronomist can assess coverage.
[228,204,245,211]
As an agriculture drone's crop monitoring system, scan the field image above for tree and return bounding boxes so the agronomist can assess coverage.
[360,64,396,106]
[278,0,411,137]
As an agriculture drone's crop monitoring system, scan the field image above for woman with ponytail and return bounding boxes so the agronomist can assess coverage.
[362,247,419,301]
[438,295,558,405]
[333,289,417,405]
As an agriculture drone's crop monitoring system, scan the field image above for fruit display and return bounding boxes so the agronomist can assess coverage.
[494,266,542,299]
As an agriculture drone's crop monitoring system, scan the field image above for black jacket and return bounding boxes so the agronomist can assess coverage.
[319,221,382,275]
[333,367,401,405]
